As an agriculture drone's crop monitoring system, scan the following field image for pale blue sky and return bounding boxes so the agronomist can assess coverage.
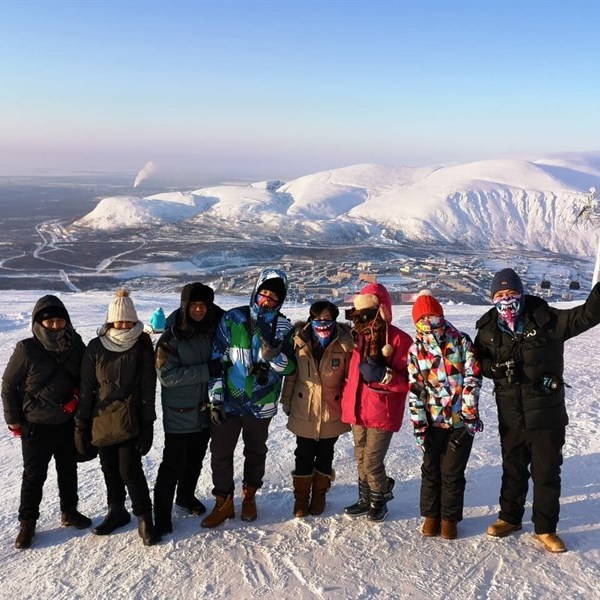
[1,0,599,183]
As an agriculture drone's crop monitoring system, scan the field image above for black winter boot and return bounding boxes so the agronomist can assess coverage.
[93,502,131,535]
[61,509,92,529]
[344,480,371,517]
[137,513,161,546]
[175,496,207,516]
[15,520,36,550]
[367,478,395,522]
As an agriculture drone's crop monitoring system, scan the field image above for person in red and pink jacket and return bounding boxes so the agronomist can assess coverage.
[341,283,412,522]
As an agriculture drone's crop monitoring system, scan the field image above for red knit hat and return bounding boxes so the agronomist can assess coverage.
[412,290,444,324]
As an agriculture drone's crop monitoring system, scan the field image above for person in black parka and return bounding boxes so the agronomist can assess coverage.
[475,268,600,553]
[76,289,160,546]
[153,282,224,535]
[1,295,92,550]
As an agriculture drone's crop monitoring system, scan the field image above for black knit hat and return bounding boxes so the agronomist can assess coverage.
[309,300,339,320]
[258,277,286,303]
[35,304,69,323]
[181,282,214,305]
[491,268,524,298]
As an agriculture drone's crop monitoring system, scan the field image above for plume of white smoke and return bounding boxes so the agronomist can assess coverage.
[133,161,157,188]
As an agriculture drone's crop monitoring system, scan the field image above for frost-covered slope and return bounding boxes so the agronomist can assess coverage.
[72,153,600,256]
[1,291,600,600]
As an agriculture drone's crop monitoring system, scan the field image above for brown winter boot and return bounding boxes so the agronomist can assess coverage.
[241,485,258,522]
[487,518,522,538]
[292,472,313,518]
[441,520,457,540]
[309,470,334,516]
[15,520,36,550]
[535,532,567,553]
[422,517,441,537]
[201,495,235,528]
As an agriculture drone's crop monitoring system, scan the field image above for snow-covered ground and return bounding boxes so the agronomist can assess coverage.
[1,290,599,600]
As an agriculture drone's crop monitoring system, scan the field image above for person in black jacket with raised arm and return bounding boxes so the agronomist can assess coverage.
[2,295,91,550]
[475,268,600,553]
[76,289,160,546]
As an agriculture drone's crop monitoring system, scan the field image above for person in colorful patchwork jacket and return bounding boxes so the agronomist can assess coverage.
[408,290,482,541]
[201,268,296,527]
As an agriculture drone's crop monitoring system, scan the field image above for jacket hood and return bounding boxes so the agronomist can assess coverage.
[31,295,71,328]
[250,268,288,307]
[357,283,393,322]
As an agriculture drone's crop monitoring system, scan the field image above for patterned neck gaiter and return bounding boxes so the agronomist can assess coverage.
[495,294,523,333]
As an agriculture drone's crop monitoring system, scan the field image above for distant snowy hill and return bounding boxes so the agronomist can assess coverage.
[73,152,600,257]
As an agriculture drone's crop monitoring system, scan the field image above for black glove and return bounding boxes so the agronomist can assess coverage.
[210,402,226,426]
[259,333,282,362]
[135,421,154,456]
[490,360,518,381]
[359,357,386,383]
[207,358,222,378]
[74,420,93,457]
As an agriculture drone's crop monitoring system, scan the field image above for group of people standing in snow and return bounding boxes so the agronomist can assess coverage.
[3,266,600,555]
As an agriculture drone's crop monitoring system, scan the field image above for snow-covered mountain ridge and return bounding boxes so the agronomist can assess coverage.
[73,153,600,257]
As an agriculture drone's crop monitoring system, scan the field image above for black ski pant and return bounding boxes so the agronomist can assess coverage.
[209,414,272,496]
[154,429,210,520]
[18,421,79,522]
[420,426,474,522]
[294,435,339,476]
[498,424,565,534]
[98,440,152,516]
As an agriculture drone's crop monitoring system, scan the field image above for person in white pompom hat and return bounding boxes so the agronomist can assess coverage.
[341,282,412,522]
[77,289,160,546]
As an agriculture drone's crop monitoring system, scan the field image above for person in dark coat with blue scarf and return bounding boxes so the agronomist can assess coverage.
[475,268,600,553]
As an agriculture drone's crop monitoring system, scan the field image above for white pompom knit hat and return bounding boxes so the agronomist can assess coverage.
[107,289,138,323]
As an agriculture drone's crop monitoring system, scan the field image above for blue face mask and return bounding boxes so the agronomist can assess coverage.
[311,319,335,347]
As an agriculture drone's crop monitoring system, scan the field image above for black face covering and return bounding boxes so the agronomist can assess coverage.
[32,321,73,352]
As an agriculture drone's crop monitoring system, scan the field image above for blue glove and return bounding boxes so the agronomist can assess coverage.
[359,357,386,383]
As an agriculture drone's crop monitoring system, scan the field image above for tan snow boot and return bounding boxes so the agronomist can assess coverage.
[487,518,522,538]
[535,532,566,553]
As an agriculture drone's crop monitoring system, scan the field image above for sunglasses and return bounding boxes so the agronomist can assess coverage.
[345,307,379,323]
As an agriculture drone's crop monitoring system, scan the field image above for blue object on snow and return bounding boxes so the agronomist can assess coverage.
[149,307,166,332]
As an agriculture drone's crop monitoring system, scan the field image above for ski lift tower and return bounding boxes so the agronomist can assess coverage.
[573,187,600,287]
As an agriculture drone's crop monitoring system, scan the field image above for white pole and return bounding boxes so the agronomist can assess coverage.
[593,236,600,287]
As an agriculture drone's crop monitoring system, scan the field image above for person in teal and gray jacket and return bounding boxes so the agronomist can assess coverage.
[201,268,296,528]
[153,283,224,536]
